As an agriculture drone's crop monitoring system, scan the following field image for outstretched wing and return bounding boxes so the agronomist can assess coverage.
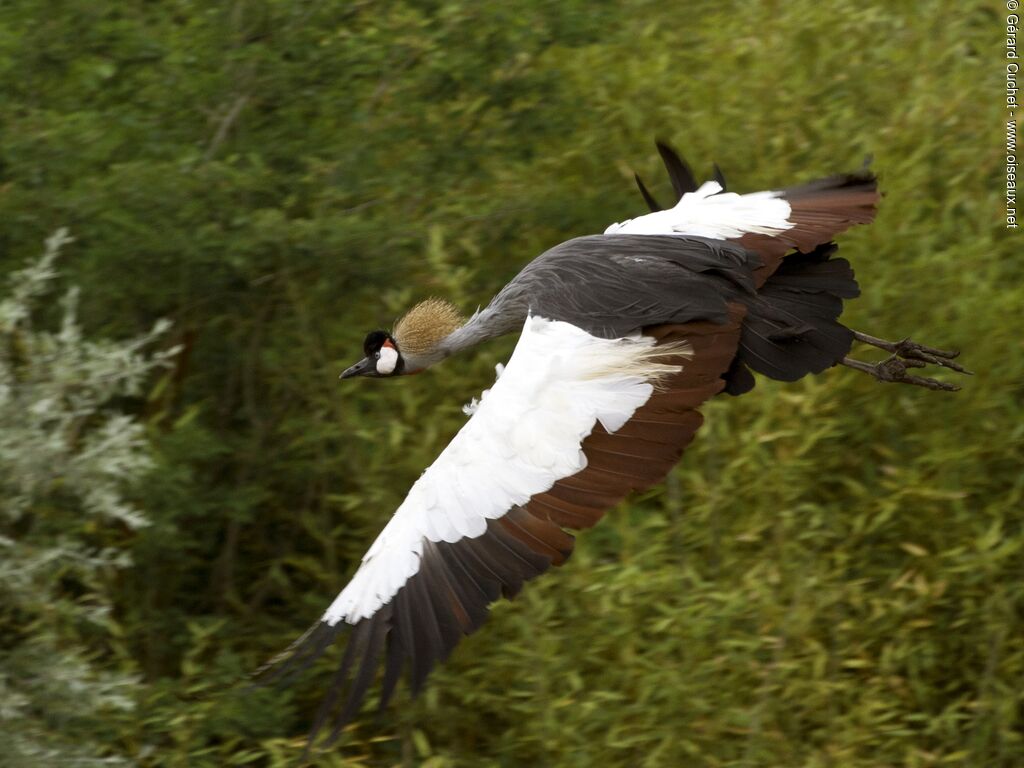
[613,143,878,286]
[261,307,745,749]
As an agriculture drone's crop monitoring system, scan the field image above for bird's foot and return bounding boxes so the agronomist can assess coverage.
[841,331,971,391]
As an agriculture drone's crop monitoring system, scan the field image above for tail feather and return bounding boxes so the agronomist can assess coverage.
[712,163,727,192]
[624,142,878,395]
[620,144,877,265]
[655,141,698,199]
[725,243,859,395]
[634,172,663,212]
[741,170,879,286]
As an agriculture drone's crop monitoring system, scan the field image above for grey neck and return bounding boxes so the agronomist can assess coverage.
[440,304,522,357]
[401,287,530,372]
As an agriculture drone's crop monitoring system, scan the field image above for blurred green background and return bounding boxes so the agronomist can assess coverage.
[1,0,1020,766]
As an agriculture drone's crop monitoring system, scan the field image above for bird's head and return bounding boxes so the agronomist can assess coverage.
[340,298,465,380]
[339,330,403,379]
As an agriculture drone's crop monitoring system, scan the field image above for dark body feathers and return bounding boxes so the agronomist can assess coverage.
[480,229,862,395]
[473,143,876,393]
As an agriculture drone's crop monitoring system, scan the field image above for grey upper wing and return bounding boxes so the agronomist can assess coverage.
[482,234,761,339]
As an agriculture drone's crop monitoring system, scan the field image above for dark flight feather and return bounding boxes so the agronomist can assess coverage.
[712,163,727,191]
[726,242,861,392]
[634,172,664,212]
[656,141,698,200]
[740,169,879,287]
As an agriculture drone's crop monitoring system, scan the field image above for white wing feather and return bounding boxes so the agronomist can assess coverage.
[323,315,675,624]
[604,180,794,240]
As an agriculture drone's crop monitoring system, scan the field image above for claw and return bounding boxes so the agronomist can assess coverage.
[875,356,960,391]
[893,339,960,360]
[852,332,973,375]
[841,331,971,392]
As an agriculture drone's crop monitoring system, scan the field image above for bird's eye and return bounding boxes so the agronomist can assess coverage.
[374,351,381,359]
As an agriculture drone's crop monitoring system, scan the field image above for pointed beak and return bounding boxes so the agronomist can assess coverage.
[339,357,376,379]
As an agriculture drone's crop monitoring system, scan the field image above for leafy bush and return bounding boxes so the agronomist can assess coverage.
[0,231,175,765]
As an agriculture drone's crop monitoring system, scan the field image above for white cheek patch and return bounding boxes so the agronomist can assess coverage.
[376,345,399,375]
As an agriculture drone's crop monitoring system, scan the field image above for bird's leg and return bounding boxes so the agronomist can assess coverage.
[840,331,971,391]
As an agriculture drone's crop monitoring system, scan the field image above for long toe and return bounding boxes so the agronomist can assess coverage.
[841,354,965,391]
[875,358,957,391]
[892,339,972,374]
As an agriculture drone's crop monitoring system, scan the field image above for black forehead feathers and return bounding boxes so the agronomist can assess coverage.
[362,330,390,356]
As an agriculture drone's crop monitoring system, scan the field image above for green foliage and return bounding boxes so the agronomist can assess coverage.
[0,231,174,765]
[0,0,1020,766]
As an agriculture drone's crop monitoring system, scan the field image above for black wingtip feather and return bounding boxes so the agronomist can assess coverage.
[420,563,465,663]
[634,172,664,212]
[655,140,698,200]
[283,516,565,757]
[394,590,422,698]
[303,621,368,758]
[404,577,441,696]
[252,621,342,690]
[327,613,389,746]
[378,627,405,711]
[712,163,727,191]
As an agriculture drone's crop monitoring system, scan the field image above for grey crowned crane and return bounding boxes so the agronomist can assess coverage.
[260,143,968,750]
